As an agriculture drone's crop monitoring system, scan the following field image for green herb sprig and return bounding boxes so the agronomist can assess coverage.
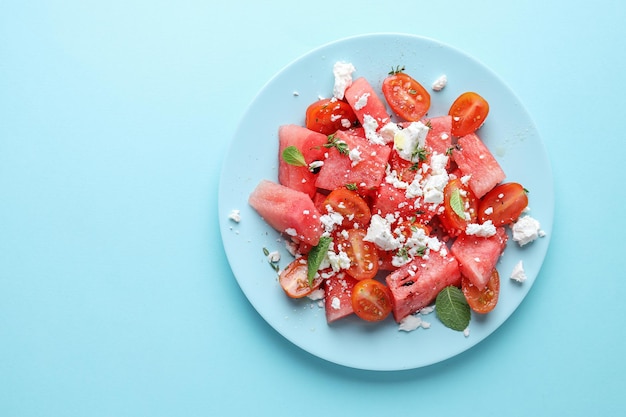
[435,286,471,331]
[324,134,349,155]
[307,236,332,286]
[281,146,307,167]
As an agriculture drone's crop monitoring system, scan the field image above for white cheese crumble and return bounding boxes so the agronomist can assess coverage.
[465,220,497,237]
[354,93,370,110]
[331,296,341,310]
[421,153,450,204]
[363,214,403,251]
[330,250,351,271]
[332,61,356,100]
[362,114,385,145]
[399,315,429,332]
[432,74,447,91]
[228,209,241,223]
[512,215,545,246]
[349,147,363,166]
[266,251,281,263]
[393,121,430,162]
[378,122,401,144]
[510,260,527,283]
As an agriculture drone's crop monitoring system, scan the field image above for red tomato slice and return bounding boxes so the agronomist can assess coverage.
[461,268,500,314]
[438,178,479,237]
[305,98,358,135]
[478,182,529,226]
[382,72,430,122]
[323,188,371,228]
[351,279,393,322]
[279,258,322,298]
[448,92,489,137]
[335,228,379,281]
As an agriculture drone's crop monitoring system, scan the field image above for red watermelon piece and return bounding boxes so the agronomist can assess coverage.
[424,115,453,158]
[278,124,328,198]
[385,250,461,322]
[344,77,390,127]
[315,130,391,194]
[450,226,508,290]
[323,273,358,323]
[248,180,323,246]
[452,132,505,198]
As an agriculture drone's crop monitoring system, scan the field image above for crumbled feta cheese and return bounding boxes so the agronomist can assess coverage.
[228,209,241,223]
[510,260,527,283]
[340,118,352,129]
[432,74,447,91]
[362,114,385,145]
[320,209,344,234]
[332,61,356,100]
[349,147,363,166]
[393,121,429,162]
[309,160,324,170]
[266,251,281,263]
[327,249,351,272]
[465,220,497,237]
[331,296,341,310]
[307,288,325,301]
[285,228,297,237]
[354,93,369,110]
[512,215,544,246]
[399,315,428,332]
[421,153,450,204]
[378,122,401,144]
[363,214,403,251]
[483,206,494,215]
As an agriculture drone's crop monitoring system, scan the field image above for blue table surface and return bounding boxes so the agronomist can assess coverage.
[1,1,624,416]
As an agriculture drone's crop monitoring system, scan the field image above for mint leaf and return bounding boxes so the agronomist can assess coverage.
[282,146,307,167]
[307,236,332,286]
[324,134,349,155]
[449,188,466,220]
[435,286,470,331]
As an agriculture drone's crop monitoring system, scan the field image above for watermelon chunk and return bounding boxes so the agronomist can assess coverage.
[424,115,453,158]
[450,227,508,290]
[452,132,505,198]
[278,124,328,198]
[248,180,323,246]
[323,273,358,323]
[315,130,391,194]
[385,250,461,322]
[344,77,390,127]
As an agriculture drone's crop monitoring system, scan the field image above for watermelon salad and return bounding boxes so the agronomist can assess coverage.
[246,62,545,332]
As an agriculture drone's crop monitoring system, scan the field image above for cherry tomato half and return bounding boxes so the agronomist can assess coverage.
[382,72,430,122]
[461,268,500,314]
[351,279,393,322]
[323,188,371,228]
[438,178,479,237]
[279,258,323,299]
[335,228,379,281]
[448,92,489,137]
[478,182,529,226]
[305,98,358,135]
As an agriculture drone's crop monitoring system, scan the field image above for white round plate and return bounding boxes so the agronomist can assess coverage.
[218,33,553,371]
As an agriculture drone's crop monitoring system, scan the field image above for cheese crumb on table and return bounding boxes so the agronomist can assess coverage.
[228,209,241,223]
[510,260,527,283]
[432,74,447,91]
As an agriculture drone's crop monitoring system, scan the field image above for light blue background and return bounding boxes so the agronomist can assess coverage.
[1,1,623,416]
